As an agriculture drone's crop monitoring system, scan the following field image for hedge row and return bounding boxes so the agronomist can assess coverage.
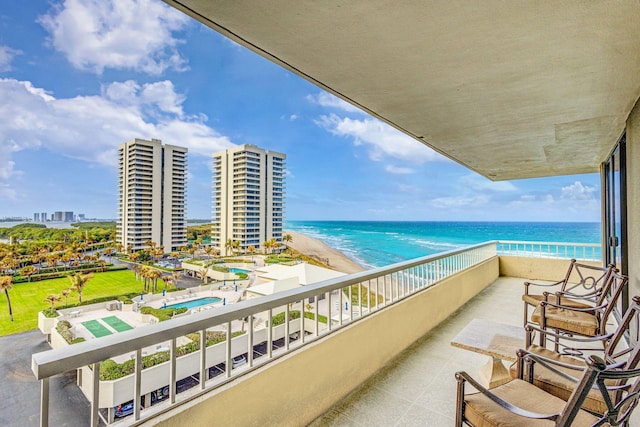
[139,306,188,321]
[12,264,125,283]
[99,330,245,380]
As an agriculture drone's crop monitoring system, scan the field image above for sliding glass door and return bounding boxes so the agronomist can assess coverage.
[602,132,627,312]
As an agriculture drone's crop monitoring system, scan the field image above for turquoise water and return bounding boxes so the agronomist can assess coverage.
[286,221,601,269]
[166,297,222,310]
[229,268,249,274]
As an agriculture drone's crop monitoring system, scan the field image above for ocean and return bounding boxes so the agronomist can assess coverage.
[286,221,601,269]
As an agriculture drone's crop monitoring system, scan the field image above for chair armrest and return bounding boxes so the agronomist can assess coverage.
[523,280,565,295]
[525,323,613,344]
[455,371,560,421]
[540,299,607,312]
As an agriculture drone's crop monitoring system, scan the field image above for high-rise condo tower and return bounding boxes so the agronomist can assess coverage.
[212,144,286,255]
[117,138,187,253]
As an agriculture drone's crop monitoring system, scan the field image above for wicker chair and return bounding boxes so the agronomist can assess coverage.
[522,259,616,327]
[455,354,640,426]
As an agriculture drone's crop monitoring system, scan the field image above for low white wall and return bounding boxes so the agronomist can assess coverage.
[498,256,601,282]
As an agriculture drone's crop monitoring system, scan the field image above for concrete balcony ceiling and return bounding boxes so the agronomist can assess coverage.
[164,0,640,180]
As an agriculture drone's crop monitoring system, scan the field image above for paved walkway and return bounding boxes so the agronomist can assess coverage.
[0,330,90,427]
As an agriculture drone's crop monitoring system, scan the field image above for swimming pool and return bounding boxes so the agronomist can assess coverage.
[166,297,222,310]
[228,268,249,274]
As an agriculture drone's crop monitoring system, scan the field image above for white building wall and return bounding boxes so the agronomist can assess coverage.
[117,138,187,253]
[212,145,286,255]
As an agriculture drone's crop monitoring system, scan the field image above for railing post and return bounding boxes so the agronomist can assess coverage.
[134,348,142,421]
[267,309,273,358]
[200,329,207,389]
[225,322,232,378]
[285,305,290,350]
[248,315,254,366]
[170,338,177,402]
[91,362,100,427]
[40,377,49,427]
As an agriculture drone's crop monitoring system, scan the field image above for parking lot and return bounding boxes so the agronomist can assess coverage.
[0,330,90,427]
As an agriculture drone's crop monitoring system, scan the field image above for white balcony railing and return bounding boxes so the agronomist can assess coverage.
[497,240,601,262]
[32,241,497,427]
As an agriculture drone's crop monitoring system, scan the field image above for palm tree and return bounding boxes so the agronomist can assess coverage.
[148,269,162,293]
[69,272,93,303]
[204,246,214,260]
[44,294,61,310]
[0,275,14,321]
[172,271,181,288]
[129,252,141,263]
[21,265,37,282]
[199,267,209,284]
[61,288,71,306]
[225,239,234,256]
[262,240,272,254]
[269,238,279,254]
[140,266,151,292]
[283,233,293,252]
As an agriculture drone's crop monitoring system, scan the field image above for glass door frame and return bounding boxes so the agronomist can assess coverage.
[602,132,628,313]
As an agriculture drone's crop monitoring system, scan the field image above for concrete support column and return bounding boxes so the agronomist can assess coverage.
[626,96,640,298]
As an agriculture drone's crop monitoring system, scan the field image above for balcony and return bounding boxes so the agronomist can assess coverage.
[29,241,617,426]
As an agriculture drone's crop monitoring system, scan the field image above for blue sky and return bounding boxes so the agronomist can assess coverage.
[0,0,601,222]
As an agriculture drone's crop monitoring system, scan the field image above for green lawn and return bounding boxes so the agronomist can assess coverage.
[0,269,144,336]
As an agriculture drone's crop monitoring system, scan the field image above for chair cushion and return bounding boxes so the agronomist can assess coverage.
[464,378,600,427]
[531,305,599,336]
[522,294,594,309]
[508,345,613,414]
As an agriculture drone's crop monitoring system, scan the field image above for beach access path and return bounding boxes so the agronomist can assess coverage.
[285,231,366,274]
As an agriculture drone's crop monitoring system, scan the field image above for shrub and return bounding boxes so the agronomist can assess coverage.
[56,320,77,344]
[271,310,327,326]
[140,306,188,322]
[42,308,59,318]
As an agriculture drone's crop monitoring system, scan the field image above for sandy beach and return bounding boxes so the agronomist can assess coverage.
[285,231,366,274]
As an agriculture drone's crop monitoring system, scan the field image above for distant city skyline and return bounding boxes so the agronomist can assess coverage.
[0,0,601,222]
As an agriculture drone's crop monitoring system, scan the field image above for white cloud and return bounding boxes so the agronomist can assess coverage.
[38,0,190,75]
[0,45,21,72]
[386,165,414,174]
[560,181,597,200]
[316,113,444,164]
[103,80,185,118]
[430,194,490,209]
[289,114,299,121]
[0,77,234,194]
[458,174,517,192]
[307,92,363,114]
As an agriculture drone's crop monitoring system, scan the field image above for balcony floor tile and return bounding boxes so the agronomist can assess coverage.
[310,276,525,426]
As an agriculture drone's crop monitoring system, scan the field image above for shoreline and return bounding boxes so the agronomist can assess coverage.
[285,230,366,274]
